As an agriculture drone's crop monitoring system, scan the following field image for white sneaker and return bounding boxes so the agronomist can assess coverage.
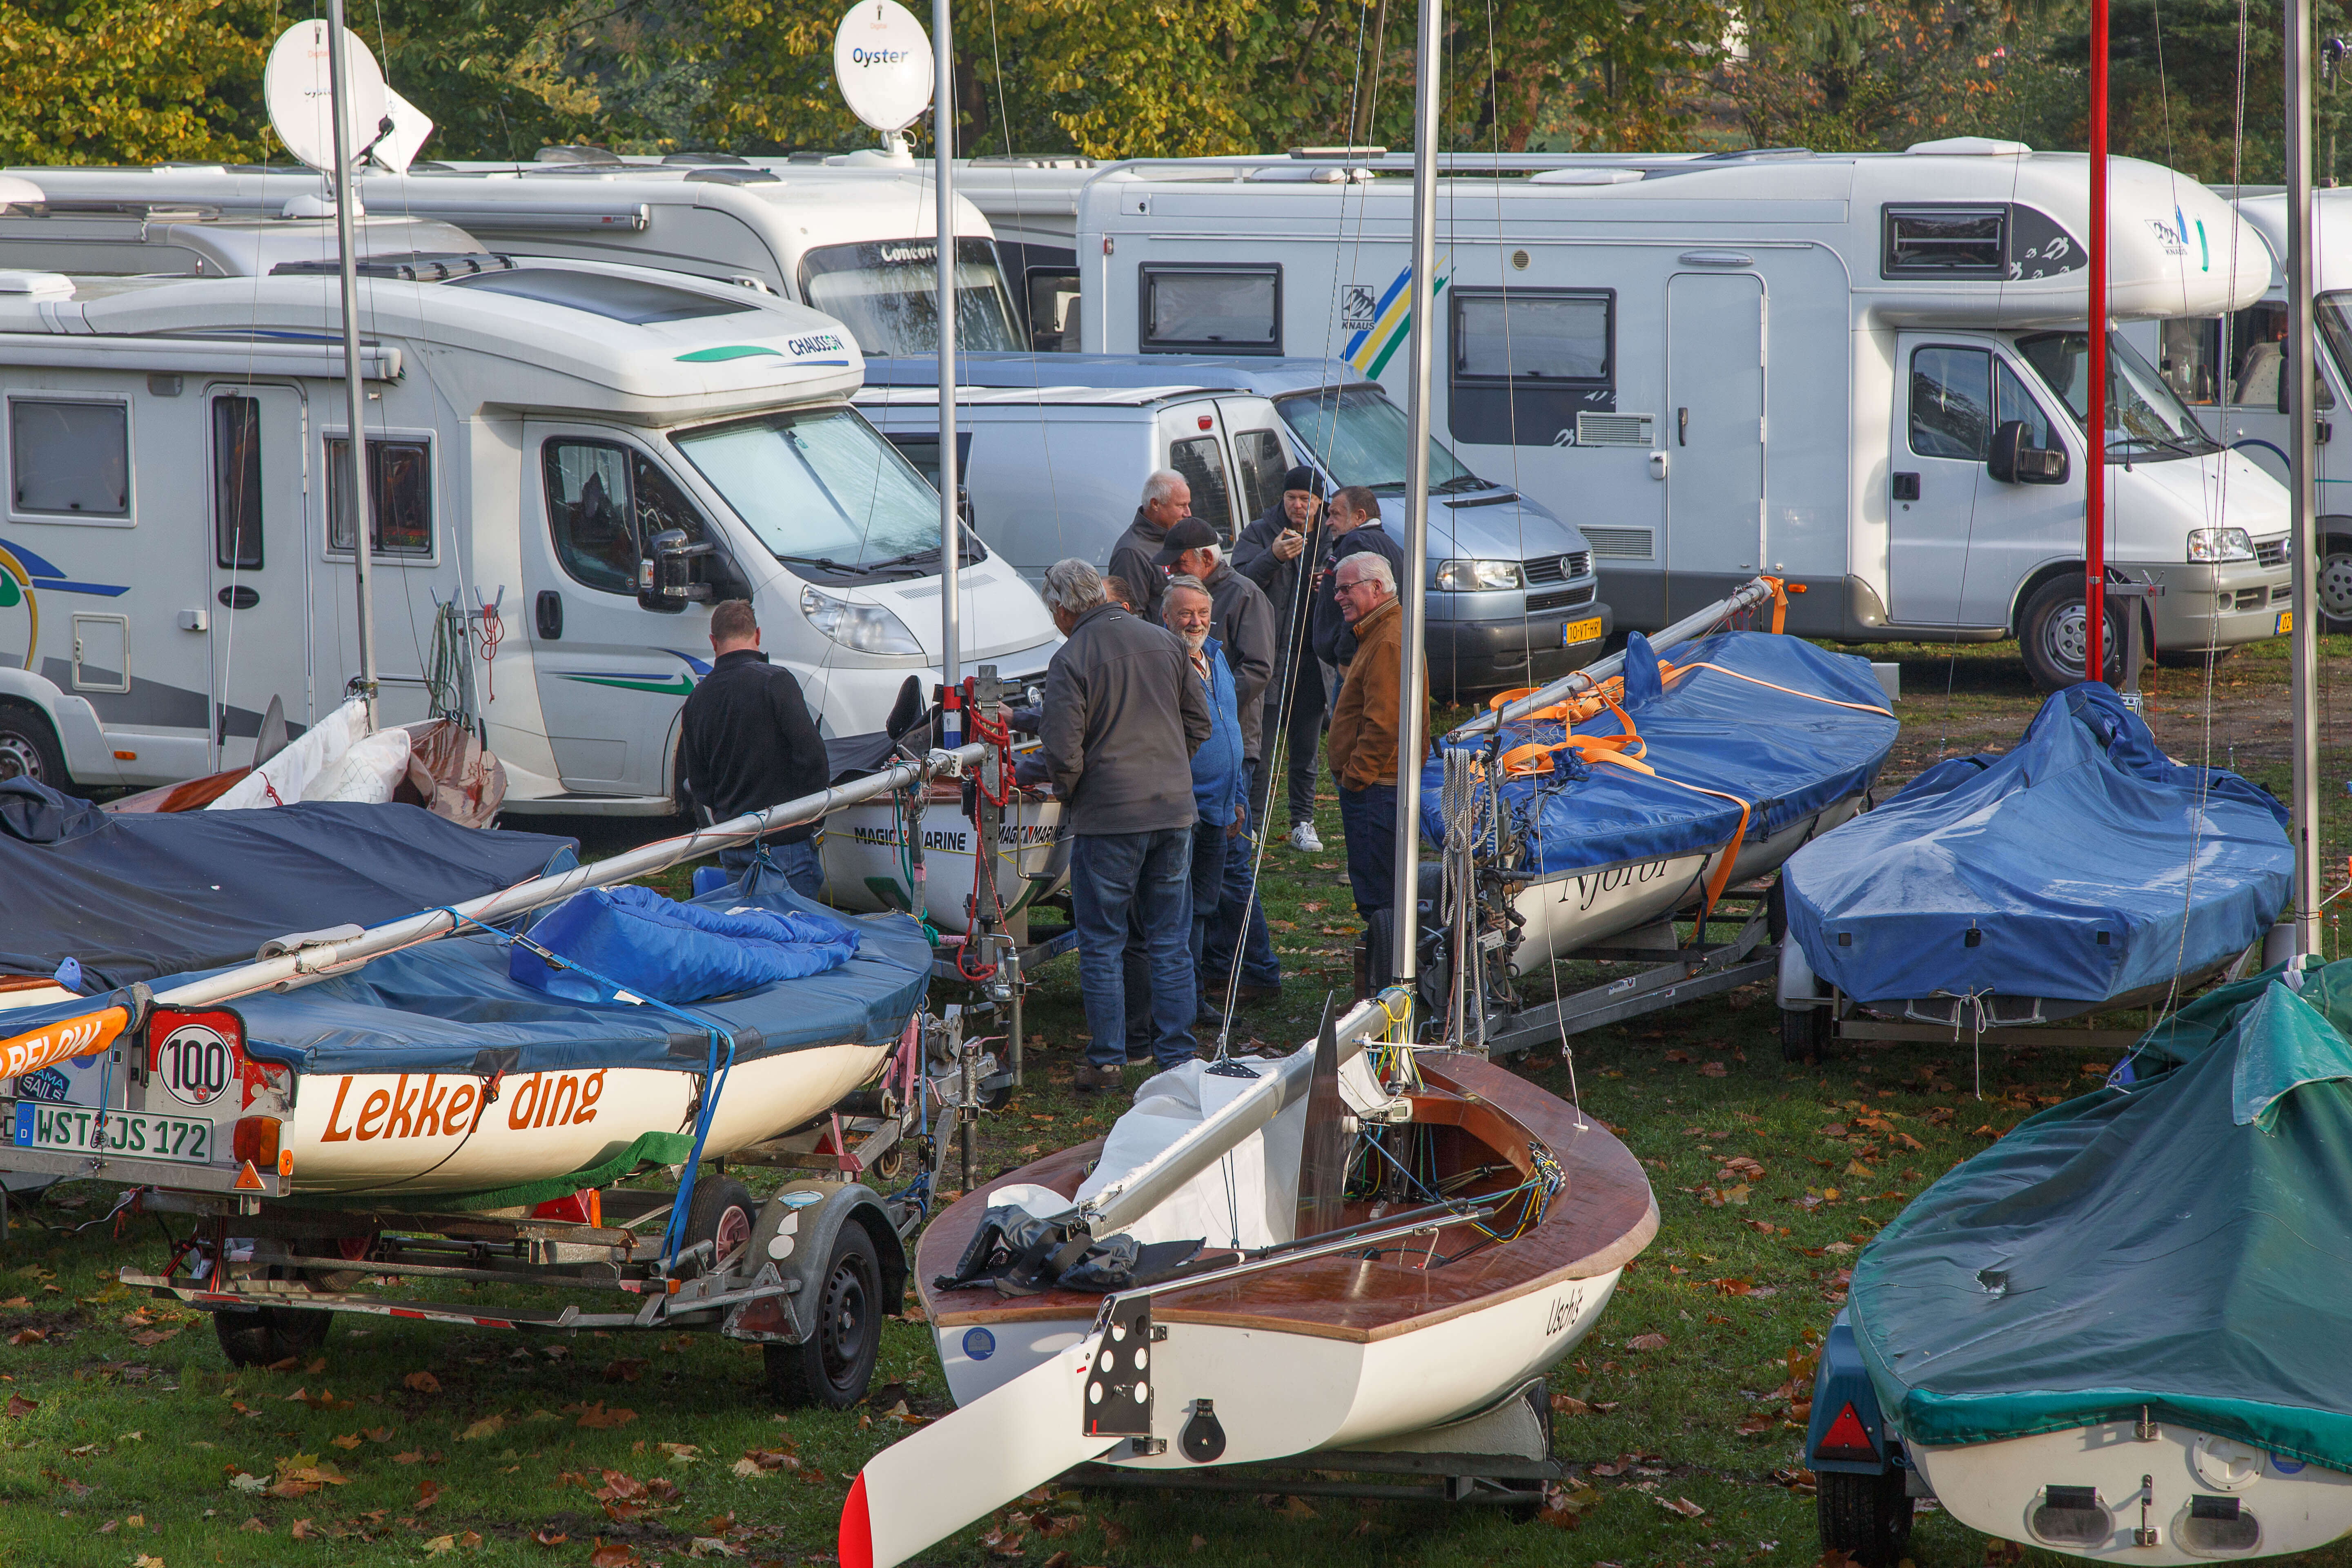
[1288,821,1323,853]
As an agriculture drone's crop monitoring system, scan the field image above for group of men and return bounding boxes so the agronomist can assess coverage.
[676,464,1427,1097]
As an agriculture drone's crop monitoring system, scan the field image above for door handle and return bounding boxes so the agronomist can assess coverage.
[1677,408,1689,447]
[1891,472,1921,501]
[536,590,564,640]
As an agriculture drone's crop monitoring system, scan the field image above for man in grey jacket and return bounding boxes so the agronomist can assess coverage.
[1036,558,1213,1090]
[1105,469,1193,627]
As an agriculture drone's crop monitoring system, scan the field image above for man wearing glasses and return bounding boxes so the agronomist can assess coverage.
[1323,552,1426,996]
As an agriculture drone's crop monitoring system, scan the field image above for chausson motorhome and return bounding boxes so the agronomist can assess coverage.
[2126,187,2352,629]
[0,193,1058,808]
[1037,143,2287,688]
[6,159,1027,360]
[854,352,1608,697]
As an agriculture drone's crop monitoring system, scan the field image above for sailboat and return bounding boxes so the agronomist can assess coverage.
[1805,3,2345,1562]
[835,7,1655,1565]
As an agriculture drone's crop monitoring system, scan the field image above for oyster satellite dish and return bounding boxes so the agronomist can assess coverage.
[832,0,933,133]
[263,19,390,175]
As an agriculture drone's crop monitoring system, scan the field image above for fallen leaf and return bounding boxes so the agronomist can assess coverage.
[589,1544,644,1568]
[575,1402,639,1430]
[1274,1495,1317,1521]
[658,1441,702,1464]
[330,1433,364,1450]
[458,1415,505,1441]
[3,1393,34,1418]
[228,1472,270,1494]
[238,1517,269,1533]
[418,1477,442,1510]
[290,1520,316,1541]
[8,1328,44,1346]
[1550,1394,1590,1416]
[1657,1494,1707,1518]
[303,1355,327,1374]
[604,1358,649,1383]
[460,1532,483,1548]
[365,1426,394,1442]
[132,1557,165,1568]
[404,1371,442,1394]
[1538,1482,1602,1529]
[1700,1062,1728,1077]
[1626,1333,1669,1351]
[393,1451,426,1465]
[532,1528,569,1548]
[1736,1412,1776,1436]
[597,1470,648,1502]
[731,1457,764,1479]
[424,1536,458,1556]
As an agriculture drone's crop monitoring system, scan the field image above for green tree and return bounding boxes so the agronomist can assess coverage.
[0,0,274,164]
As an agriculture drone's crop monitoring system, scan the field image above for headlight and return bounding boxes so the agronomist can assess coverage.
[800,585,924,655]
[1434,558,1525,591]
[2185,526,2256,563]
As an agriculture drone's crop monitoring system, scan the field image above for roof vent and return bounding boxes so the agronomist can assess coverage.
[1907,137,2031,156]
[1289,145,1388,158]
[536,145,625,167]
[663,151,750,166]
[0,271,73,298]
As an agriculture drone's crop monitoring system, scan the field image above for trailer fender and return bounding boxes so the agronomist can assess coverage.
[738,1180,907,1346]
[1805,1308,1906,1478]
[1778,928,1823,1009]
[0,669,117,785]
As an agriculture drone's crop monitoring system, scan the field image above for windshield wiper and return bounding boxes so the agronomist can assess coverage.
[2107,431,2205,459]
[864,546,943,572]
[1431,474,1490,494]
[773,553,871,576]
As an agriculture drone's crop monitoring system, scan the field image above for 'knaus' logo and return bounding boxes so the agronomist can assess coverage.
[318,1070,606,1142]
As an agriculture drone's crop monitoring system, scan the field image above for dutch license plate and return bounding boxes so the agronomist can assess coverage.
[2278,610,2294,635]
[10,1100,213,1164]
[1563,616,1605,648]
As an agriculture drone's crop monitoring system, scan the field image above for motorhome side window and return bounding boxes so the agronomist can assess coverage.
[1140,265,1281,355]
[1883,207,2007,277]
[10,399,128,519]
[212,396,263,570]
[1448,289,1615,442]
[543,440,728,608]
[326,437,432,557]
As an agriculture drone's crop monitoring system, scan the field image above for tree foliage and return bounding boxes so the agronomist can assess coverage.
[0,0,274,165]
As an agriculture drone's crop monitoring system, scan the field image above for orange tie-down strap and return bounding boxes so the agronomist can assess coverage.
[1497,735,1754,921]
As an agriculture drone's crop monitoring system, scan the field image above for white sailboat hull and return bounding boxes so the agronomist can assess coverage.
[1912,1419,2352,1564]
[1506,795,1864,973]
[820,789,1070,936]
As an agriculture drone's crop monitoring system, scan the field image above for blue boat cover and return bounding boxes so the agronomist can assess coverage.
[1783,684,2290,1008]
[1851,959,2352,1467]
[1421,631,1898,876]
[0,780,576,990]
[513,884,863,1004]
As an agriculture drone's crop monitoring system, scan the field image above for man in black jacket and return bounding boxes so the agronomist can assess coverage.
[1310,486,1409,673]
[679,599,831,895]
[1233,466,1328,850]
[1105,470,1193,626]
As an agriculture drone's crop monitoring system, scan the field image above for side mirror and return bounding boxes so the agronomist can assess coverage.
[1987,420,2069,486]
[638,528,716,610]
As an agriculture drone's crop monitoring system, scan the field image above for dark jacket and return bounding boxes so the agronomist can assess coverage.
[1233,501,1325,700]
[1040,603,1212,835]
[1200,559,1275,762]
[678,648,830,844]
[1310,520,1409,669]
[1106,507,1173,624]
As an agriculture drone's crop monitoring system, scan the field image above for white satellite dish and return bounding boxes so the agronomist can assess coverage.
[263,19,390,175]
[375,87,435,175]
[832,0,934,134]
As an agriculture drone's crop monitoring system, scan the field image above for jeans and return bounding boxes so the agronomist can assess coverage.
[1336,783,1398,918]
[1187,817,1229,974]
[1124,816,1229,1053]
[718,836,824,899]
[1073,829,1196,1071]
[1204,763,1282,993]
[1256,649,1328,831]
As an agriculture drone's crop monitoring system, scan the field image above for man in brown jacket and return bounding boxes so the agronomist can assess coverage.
[1324,553,1427,986]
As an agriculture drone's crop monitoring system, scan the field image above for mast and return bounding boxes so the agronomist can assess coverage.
[1389,0,1439,992]
[933,0,961,738]
[2288,0,2324,956]
[2084,0,2108,688]
[324,0,379,729]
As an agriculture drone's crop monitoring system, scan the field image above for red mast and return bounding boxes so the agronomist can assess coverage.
[2085,0,2109,683]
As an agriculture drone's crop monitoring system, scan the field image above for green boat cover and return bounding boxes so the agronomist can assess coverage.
[1851,957,2352,1469]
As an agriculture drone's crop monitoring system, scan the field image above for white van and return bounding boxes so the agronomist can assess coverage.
[6,158,1030,360]
[2124,187,2350,627]
[1036,142,2287,688]
[0,196,1058,808]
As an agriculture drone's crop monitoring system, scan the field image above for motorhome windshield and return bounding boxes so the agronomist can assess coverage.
[797,238,1021,356]
[673,407,947,575]
[1273,383,1481,494]
[2316,293,2352,391]
[2015,332,2221,463]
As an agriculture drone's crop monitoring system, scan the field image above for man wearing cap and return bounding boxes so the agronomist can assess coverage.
[1233,467,1330,853]
[1156,517,1281,1009]
[1106,469,1192,626]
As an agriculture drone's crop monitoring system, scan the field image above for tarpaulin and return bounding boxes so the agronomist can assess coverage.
[1783,683,2290,1009]
[1421,631,1898,874]
[1851,959,2352,1469]
[0,780,576,989]
[513,883,863,1004]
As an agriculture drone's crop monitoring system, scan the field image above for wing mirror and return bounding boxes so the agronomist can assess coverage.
[1987,420,2069,485]
[639,528,716,609]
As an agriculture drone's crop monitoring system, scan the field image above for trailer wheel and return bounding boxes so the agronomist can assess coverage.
[1781,1005,1829,1064]
[2018,577,2125,693]
[0,701,69,788]
[213,1304,331,1368]
[684,1176,755,1274]
[764,1223,882,1410]
[1817,1466,1915,1567]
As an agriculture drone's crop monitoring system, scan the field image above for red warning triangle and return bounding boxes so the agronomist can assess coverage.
[1821,1401,1876,1459]
[233,1159,265,1191]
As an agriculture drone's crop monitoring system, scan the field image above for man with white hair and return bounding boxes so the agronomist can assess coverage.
[1325,550,1427,994]
[1106,469,1194,626]
[1035,557,1212,1091]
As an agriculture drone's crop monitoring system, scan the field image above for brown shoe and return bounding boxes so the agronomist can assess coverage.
[1072,1062,1124,1095]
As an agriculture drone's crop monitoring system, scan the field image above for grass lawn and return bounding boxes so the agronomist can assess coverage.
[3,634,2346,1568]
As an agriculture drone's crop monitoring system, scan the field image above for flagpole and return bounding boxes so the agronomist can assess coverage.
[2084,0,2109,687]
[1390,0,1439,993]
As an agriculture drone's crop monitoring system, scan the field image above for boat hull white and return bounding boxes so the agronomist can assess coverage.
[820,788,1069,936]
[1912,1419,2352,1564]
[1507,795,1863,973]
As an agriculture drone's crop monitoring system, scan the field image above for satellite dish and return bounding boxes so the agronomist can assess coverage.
[374,87,435,175]
[263,19,390,176]
[832,1,933,134]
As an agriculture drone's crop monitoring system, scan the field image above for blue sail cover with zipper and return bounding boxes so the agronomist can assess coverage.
[1781,683,2290,1009]
[1851,960,2352,1468]
[1418,630,1898,874]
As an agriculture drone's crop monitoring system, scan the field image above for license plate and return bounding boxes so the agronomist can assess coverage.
[11,1100,213,1164]
[1563,616,1604,648]
[2278,610,2294,635]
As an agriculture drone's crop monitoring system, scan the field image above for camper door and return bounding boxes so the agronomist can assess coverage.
[203,383,312,764]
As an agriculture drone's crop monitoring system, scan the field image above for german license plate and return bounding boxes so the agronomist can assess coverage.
[1563,616,1605,647]
[2278,610,2294,635]
[10,1100,213,1164]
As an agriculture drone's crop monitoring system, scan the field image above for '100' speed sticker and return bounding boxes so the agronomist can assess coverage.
[155,1024,234,1109]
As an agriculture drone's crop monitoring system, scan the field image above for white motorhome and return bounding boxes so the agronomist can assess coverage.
[0,191,1058,808]
[994,143,2289,688]
[4,158,1029,360]
[2125,187,2352,628]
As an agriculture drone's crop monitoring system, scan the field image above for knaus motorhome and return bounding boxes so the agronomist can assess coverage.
[1054,142,2288,689]
[5,159,1028,361]
[0,187,1058,808]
